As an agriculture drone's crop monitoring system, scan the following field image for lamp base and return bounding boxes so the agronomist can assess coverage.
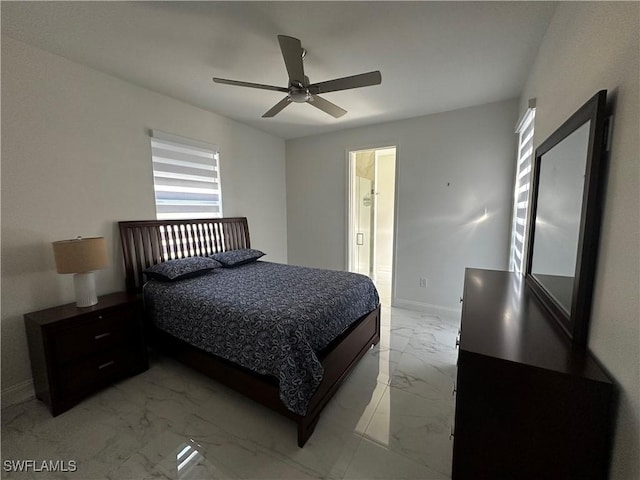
[73,272,98,308]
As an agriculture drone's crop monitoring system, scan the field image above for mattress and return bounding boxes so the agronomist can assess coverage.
[143,261,379,415]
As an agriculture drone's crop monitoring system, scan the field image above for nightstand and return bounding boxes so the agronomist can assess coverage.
[24,292,149,416]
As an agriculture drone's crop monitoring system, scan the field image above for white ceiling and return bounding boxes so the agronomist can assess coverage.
[1,1,557,139]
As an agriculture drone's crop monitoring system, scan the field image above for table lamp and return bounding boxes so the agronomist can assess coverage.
[52,237,109,307]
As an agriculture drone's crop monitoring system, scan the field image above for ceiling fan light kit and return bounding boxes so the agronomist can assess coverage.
[212,35,382,118]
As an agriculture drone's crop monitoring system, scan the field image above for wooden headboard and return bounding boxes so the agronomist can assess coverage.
[118,217,250,293]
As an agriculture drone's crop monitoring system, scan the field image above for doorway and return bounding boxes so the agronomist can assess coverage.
[348,146,397,306]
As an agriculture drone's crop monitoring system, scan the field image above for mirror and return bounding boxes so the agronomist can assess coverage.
[530,121,591,313]
[526,90,609,347]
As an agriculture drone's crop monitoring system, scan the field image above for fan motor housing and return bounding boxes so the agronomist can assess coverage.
[289,88,311,103]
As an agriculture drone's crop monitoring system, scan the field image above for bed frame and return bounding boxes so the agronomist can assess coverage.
[118,217,381,447]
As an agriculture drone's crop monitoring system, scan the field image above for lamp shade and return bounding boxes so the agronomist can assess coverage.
[52,237,109,274]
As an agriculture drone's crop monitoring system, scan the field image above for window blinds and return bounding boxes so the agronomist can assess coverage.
[150,131,222,220]
[509,107,535,274]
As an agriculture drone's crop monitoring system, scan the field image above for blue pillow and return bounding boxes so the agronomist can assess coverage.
[144,257,221,282]
[210,248,265,267]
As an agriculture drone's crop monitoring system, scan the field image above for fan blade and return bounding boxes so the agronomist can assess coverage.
[213,77,288,93]
[262,97,291,118]
[309,71,382,94]
[308,95,347,118]
[278,35,306,85]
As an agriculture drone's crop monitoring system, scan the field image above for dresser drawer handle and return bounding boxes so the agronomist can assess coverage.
[455,335,460,347]
[450,426,455,440]
[452,383,457,396]
[98,360,115,370]
[94,332,111,340]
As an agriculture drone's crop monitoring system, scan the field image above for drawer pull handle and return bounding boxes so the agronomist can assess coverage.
[94,332,111,340]
[98,360,115,370]
[450,426,455,440]
[455,335,460,347]
[452,383,457,396]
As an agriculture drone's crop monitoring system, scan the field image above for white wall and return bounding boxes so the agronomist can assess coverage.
[1,36,287,401]
[286,99,518,313]
[520,3,639,478]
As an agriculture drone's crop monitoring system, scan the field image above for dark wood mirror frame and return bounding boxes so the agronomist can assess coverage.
[526,90,609,348]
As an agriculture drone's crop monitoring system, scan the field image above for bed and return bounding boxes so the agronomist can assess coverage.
[118,217,381,446]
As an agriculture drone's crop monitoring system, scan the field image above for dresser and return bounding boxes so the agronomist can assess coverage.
[452,269,615,479]
[24,292,148,415]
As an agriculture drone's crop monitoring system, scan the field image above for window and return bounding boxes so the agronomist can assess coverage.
[150,131,222,220]
[509,102,536,274]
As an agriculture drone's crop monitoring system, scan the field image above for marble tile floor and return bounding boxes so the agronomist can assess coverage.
[2,306,461,480]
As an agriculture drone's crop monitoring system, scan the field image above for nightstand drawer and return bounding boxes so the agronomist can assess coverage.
[52,309,137,364]
[57,347,144,397]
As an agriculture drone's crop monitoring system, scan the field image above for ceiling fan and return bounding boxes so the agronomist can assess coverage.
[212,35,382,119]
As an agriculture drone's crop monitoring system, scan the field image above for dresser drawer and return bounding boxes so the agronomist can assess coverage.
[57,347,144,397]
[52,308,138,365]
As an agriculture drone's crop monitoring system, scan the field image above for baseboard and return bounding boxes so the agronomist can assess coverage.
[1,379,35,409]
[392,297,461,320]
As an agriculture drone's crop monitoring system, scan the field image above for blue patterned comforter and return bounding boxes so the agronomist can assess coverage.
[143,261,379,415]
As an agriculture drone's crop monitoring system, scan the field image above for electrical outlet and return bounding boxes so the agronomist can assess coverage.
[419,277,427,288]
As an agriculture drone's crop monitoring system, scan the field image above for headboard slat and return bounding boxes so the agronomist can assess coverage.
[214,222,223,252]
[118,217,250,293]
[151,226,162,265]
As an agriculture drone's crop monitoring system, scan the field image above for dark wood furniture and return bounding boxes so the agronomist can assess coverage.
[452,268,615,480]
[118,217,381,447]
[24,292,148,416]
